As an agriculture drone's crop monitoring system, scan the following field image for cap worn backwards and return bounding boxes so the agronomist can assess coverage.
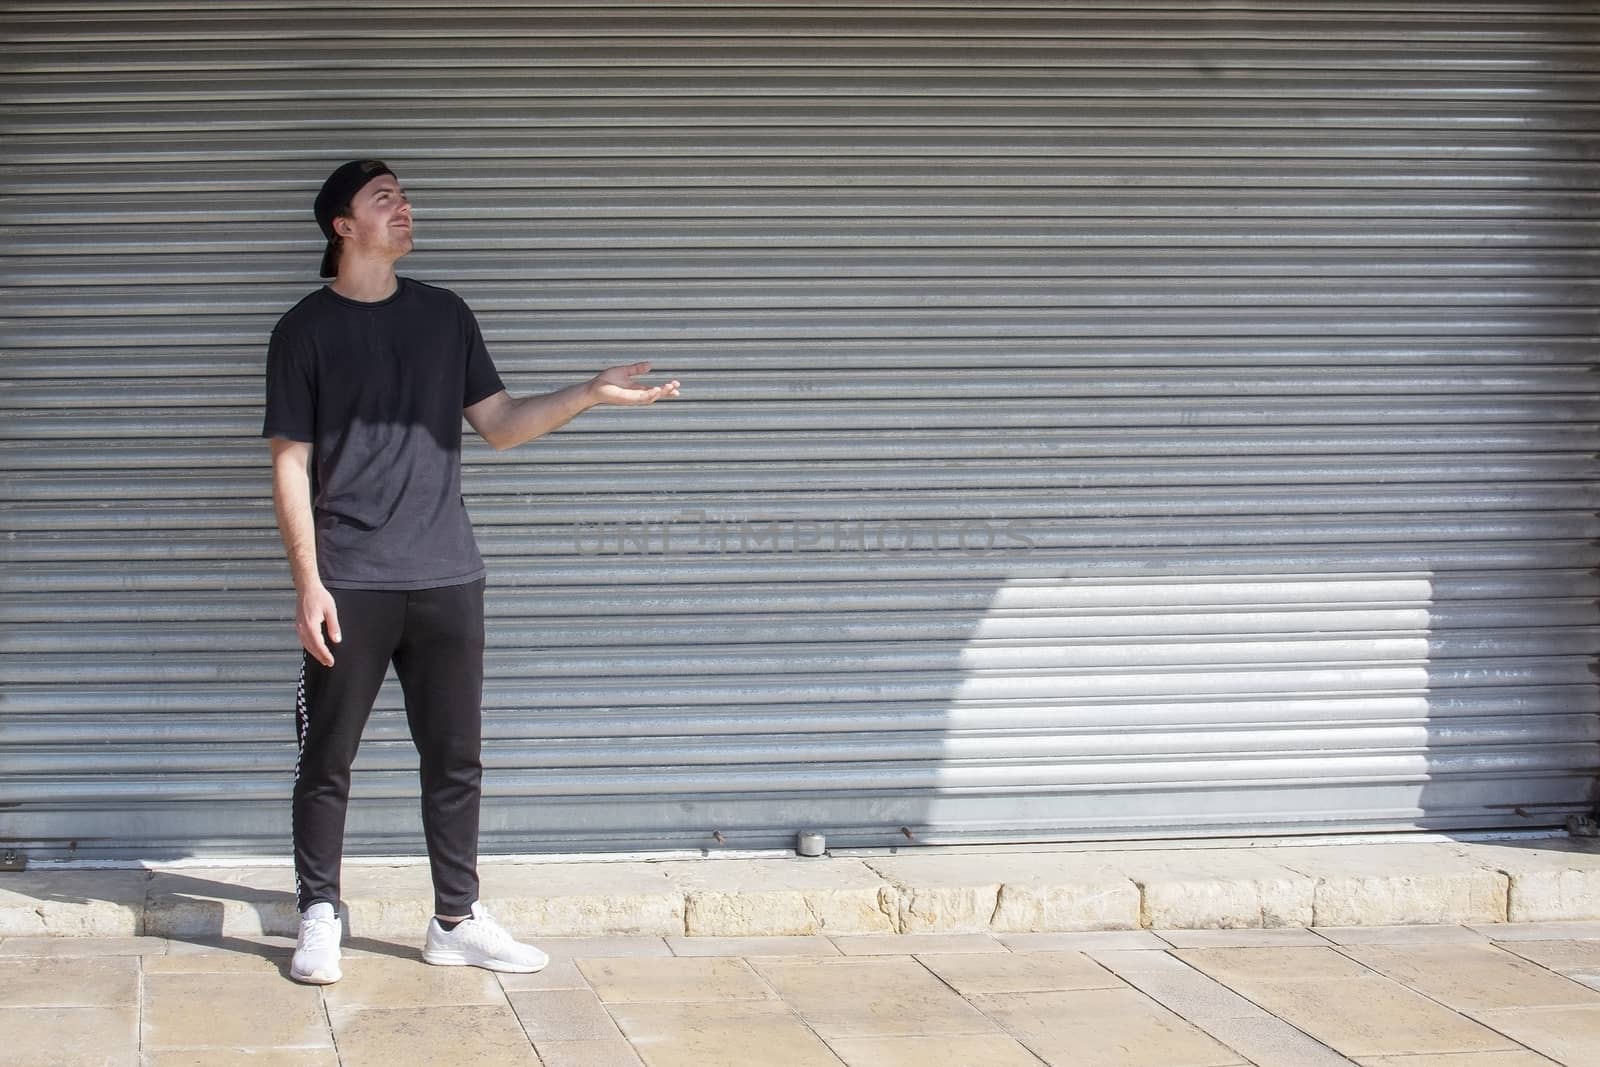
[313,160,395,278]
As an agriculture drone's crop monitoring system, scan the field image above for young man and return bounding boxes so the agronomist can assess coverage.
[263,160,679,985]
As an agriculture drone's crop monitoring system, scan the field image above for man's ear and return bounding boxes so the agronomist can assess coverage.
[334,217,354,237]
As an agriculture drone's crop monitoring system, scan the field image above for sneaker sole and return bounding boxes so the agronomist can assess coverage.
[421,948,547,973]
[289,966,342,985]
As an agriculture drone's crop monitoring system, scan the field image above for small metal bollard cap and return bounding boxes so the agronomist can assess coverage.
[796,831,826,857]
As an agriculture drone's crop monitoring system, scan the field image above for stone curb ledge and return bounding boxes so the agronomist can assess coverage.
[3,840,1597,940]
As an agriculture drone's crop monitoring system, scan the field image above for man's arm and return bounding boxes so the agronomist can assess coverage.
[464,361,679,451]
[269,437,341,667]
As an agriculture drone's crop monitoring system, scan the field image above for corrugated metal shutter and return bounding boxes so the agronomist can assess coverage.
[2,2,1597,860]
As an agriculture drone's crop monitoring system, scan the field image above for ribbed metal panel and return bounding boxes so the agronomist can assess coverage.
[2,1,1598,859]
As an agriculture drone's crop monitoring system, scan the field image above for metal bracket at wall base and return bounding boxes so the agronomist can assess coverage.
[1,849,27,872]
[1566,814,1599,838]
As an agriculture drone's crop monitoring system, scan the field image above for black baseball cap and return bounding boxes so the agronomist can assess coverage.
[313,160,395,277]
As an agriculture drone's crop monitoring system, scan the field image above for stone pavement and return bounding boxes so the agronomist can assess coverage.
[6,921,1600,1066]
[5,837,1600,1065]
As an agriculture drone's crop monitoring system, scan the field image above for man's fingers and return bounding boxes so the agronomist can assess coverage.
[324,601,342,645]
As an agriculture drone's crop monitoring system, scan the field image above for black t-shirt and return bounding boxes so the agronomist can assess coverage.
[262,278,505,590]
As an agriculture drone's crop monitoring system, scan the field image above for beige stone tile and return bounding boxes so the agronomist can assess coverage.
[825,1034,1045,1067]
[579,956,775,1003]
[1269,844,1508,926]
[1106,964,1272,1023]
[750,956,999,1038]
[656,857,896,936]
[0,956,139,1007]
[143,972,331,1050]
[496,954,589,991]
[144,867,300,938]
[534,1038,647,1067]
[1087,949,1196,976]
[1191,1015,1355,1067]
[145,936,296,974]
[1155,928,1328,948]
[0,1005,138,1066]
[1499,938,1600,980]
[916,949,1122,994]
[0,869,148,936]
[507,988,623,1042]
[475,863,686,938]
[999,930,1167,952]
[829,932,1005,956]
[145,1050,341,1067]
[864,853,1140,933]
[1340,943,1600,1011]
[1471,920,1600,942]
[1354,1053,1561,1066]
[1174,945,1375,982]
[1467,1004,1600,1066]
[607,999,843,1067]
[536,936,673,958]
[667,935,841,957]
[1110,849,1317,929]
[1452,841,1600,923]
[330,1003,535,1067]
[0,936,167,958]
[968,988,1246,1067]
[1193,974,1518,1058]
[1315,925,1493,947]
[322,954,507,1010]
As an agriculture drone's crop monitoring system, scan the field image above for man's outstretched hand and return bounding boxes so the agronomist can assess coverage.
[589,362,680,406]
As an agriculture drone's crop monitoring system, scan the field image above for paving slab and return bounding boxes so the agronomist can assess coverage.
[0,955,139,1007]
[1268,844,1509,927]
[0,1004,139,1067]
[142,971,331,1052]
[506,987,626,1042]
[915,948,1122,994]
[967,987,1248,1067]
[831,931,1005,955]
[1188,1015,1357,1067]
[579,955,776,1003]
[1465,1003,1600,1067]
[656,857,896,935]
[606,998,843,1067]
[1470,919,1600,941]
[1110,849,1317,929]
[998,929,1167,951]
[667,934,841,957]
[1337,942,1600,1012]
[1155,927,1329,948]
[822,1034,1046,1067]
[0,934,167,957]
[532,1038,647,1067]
[328,1003,533,1067]
[1314,924,1494,946]
[0,869,147,936]
[1495,938,1600,983]
[1453,841,1600,923]
[749,955,1000,1039]
[1353,1054,1559,1067]
[321,953,507,1010]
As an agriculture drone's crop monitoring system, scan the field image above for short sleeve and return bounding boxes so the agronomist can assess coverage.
[262,325,316,442]
[460,300,504,408]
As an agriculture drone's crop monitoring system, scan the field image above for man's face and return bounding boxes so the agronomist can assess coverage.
[335,175,413,266]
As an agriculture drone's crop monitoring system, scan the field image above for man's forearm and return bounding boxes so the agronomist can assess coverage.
[478,380,598,451]
[270,443,323,591]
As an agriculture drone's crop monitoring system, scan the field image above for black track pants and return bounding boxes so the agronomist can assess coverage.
[292,579,485,916]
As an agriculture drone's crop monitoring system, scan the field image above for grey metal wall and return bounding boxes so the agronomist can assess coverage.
[2,2,1598,860]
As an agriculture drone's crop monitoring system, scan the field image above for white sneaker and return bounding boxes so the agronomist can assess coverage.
[422,902,548,973]
[289,901,342,984]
